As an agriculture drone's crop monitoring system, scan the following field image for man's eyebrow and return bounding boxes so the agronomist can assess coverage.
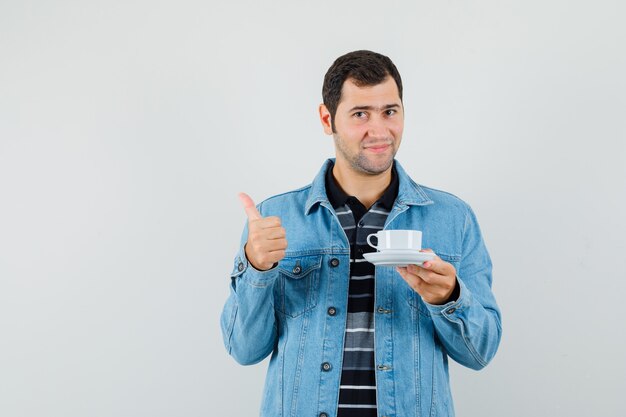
[348,104,401,112]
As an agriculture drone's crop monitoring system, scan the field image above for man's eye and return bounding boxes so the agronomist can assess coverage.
[353,111,366,118]
[386,109,396,116]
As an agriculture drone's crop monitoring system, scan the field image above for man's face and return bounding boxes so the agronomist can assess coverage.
[321,76,404,175]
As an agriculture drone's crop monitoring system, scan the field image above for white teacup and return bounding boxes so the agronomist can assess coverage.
[366,230,422,252]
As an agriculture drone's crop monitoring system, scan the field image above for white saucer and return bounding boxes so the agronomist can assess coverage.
[363,250,436,267]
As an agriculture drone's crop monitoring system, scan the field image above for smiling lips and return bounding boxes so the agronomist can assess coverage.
[365,144,390,153]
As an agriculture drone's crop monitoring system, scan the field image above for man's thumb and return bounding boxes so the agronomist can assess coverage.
[238,192,262,220]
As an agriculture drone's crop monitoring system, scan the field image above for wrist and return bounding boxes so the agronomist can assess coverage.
[244,244,277,271]
[444,277,460,304]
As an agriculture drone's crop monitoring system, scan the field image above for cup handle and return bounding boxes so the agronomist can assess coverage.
[366,233,378,250]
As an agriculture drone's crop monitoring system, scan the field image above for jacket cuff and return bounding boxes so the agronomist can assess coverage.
[230,246,279,288]
[424,276,470,317]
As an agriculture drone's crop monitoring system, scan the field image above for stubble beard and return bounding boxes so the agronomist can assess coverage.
[334,134,398,175]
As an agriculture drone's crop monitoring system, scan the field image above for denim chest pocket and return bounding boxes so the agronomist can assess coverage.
[406,253,461,316]
[274,255,322,318]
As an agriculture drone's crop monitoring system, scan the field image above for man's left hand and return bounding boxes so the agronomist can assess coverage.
[395,249,458,305]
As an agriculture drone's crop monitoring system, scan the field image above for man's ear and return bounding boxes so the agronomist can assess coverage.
[318,104,333,135]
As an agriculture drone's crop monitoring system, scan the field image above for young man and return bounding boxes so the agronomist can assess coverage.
[221,50,502,417]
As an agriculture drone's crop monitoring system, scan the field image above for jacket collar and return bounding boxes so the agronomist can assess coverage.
[304,158,433,215]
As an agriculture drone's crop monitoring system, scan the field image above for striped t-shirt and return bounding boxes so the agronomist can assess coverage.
[325,162,399,417]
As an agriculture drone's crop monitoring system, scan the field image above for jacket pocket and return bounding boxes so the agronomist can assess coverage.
[406,253,460,316]
[274,255,322,318]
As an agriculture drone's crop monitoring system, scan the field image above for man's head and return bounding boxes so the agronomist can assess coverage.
[319,50,404,176]
[322,50,403,133]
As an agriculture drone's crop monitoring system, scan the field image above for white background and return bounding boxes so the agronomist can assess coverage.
[1,1,625,416]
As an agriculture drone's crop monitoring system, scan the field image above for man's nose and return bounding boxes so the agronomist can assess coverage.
[367,117,391,139]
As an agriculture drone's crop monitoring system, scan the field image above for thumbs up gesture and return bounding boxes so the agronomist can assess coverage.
[238,192,288,271]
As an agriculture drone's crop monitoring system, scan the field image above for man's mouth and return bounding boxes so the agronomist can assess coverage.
[365,144,390,153]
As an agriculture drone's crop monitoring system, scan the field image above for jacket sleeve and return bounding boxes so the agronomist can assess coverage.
[425,205,502,370]
[220,205,280,366]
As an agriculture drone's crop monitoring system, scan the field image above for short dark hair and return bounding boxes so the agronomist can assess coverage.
[322,50,403,132]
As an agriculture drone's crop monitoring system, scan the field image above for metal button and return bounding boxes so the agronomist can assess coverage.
[377,364,392,371]
[327,307,337,316]
[292,265,302,274]
[446,307,456,314]
[330,258,340,267]
[237,262,244,272]
[319,413,328,417]
[321,362,332,372]
[377,306,391,314]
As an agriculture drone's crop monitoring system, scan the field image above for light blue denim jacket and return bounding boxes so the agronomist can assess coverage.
[221,159,502,417]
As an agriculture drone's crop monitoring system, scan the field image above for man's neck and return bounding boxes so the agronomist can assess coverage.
[332,161,392,209]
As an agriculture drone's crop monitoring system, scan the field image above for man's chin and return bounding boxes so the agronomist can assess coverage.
[354,156,394,175]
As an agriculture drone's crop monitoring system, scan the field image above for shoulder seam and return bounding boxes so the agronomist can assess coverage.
[418,184,469,207]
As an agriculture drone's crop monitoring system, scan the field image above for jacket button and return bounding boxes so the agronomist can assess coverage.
[319,413,328,417]
[237,262,244,272]
[321,362,332,372]
[327,307,337,316]
[446,307,456,314]
[330,258,340,267]
[292,265,302,274]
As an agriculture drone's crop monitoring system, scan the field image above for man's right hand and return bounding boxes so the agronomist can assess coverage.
[238,192,288,271]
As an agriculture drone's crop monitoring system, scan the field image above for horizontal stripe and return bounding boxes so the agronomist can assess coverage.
[345,311,374,326]
[340,369,376,385]
[346,328,374,332]
[338,406,377,416]
[349,261,375,274]
[350,274,374,280]
[337,408,377,417]
[368,208,390,215]
[347,298,375,313]
[339,383,376,393]
[341,352,375,368]
[348,278,374,293]
[337,221,356,230]
[358,218,387,225]
[344,339,373,351]
[344,333,374,349]
[343,338,374,351]
[348,293,373,299]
